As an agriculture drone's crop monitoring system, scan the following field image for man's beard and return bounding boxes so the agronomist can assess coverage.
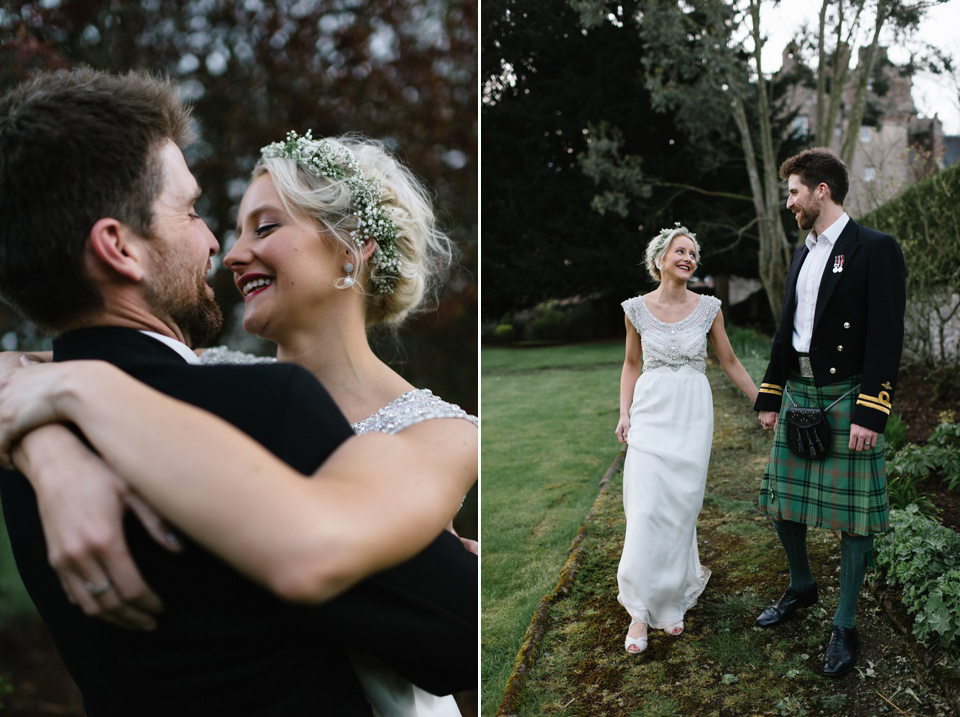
[795,198,820,231]
[144,246,223,347]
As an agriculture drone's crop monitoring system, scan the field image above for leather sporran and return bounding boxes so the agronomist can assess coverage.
[782,383,860,461]
[785,406,830,460]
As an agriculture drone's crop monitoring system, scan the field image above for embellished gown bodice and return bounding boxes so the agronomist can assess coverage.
[352,389,478,435]
[621,293,722,374]
[199,348,477,434]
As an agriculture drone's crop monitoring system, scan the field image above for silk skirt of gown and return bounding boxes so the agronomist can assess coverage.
[617,364,713,629]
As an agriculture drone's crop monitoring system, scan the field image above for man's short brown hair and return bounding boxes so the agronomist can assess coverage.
[779,147,849,206]
[0,68,196,331]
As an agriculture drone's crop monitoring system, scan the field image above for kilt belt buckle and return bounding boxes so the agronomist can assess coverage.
[798,356,814,378]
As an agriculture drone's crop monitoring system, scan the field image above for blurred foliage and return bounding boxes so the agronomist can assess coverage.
[484,0,951,326]
[481,0,810,323]
[0,0,477,413]
[883,412,907,460]
[858,161,960,380]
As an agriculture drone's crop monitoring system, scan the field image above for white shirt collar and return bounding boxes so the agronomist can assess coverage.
[805,212,849,251]
[139,330,201,364]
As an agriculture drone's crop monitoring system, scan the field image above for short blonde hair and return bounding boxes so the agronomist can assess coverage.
[644,224,700,282]
[254,135,455,327]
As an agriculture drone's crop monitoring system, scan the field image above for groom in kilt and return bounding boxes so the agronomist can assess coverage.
[754,148,906,677]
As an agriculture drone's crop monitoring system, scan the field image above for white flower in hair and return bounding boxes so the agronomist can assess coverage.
[656,222,696,245]
[260,130,401,294]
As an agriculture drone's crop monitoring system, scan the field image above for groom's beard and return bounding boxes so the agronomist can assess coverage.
[144,245,223,348]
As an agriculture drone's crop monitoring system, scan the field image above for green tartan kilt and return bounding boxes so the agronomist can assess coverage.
[759,373,889,535]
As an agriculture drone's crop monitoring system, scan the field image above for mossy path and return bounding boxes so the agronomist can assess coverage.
[497,363,957,717]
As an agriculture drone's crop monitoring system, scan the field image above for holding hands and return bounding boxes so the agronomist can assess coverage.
[758,406,878,452]
[759,410,778,431]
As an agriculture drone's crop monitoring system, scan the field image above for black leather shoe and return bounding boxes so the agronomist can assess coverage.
[823,626,860,677]
[755,585,818,627]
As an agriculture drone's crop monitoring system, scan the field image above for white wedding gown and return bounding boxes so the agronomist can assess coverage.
[616,294,721,630]
[200,348,477,717]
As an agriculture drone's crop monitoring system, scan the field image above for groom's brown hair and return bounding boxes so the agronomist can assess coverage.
[0,68,195,332]
[778,147,850,205]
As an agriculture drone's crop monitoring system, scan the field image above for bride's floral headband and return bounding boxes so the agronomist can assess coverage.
[654,223,696,253]
[644,222,700,281]
[650,222,698,266]
[260,130,401,294]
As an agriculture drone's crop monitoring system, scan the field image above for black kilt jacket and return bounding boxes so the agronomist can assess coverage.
[753,219,906,434]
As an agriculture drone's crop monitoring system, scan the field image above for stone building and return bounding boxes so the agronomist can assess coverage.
[778,43,945,216]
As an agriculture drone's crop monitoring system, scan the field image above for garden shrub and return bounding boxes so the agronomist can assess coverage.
[884,421,938,517]
[493,324,516,342]
[724,324,771,361]
[925,421,960,491]
[876,504,960,647]
[883,412,907,460]
[859,164,960,373]
[514,299,600,342]
[528,306,572,340]
[883,420,960,515]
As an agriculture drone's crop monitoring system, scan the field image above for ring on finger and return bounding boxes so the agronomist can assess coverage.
[83,579,113,598]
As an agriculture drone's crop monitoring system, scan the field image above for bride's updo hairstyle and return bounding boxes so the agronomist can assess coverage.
[644,223,700,283]
[254,134,455,327]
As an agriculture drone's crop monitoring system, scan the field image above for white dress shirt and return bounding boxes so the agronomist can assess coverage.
[792,212,849,352]
[139,330,201,364]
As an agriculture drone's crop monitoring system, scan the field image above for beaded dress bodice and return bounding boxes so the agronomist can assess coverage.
[621,294,722,374]
[199,346,278,366]
[351,389,478,435]
[199,347,477,434]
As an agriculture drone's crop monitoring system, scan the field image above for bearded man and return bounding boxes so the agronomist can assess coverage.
[753,148,905,677]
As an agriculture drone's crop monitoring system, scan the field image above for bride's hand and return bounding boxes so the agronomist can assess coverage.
[0,361,86,466]
[615,416,630,444]
[27,433,180,630]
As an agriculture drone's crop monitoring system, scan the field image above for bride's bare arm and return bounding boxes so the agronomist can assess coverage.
[616,313,642,444]
[394,418,478,554]
[0,361,471,603]
[707,310,759,404]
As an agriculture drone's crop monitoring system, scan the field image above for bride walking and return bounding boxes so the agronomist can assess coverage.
[614,224,758,654]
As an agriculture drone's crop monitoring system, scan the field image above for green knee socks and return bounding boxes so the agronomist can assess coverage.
[772,520,815,593]
[834,533,874,629]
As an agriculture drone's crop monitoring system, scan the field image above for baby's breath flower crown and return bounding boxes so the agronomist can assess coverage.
[260,130,401,294]
[645,222,700,282]
[654,222,697,251]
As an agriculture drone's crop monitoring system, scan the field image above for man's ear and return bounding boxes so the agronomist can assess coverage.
[86,218,147,282]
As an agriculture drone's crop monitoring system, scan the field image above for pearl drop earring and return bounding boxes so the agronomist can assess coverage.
[342,261,355,288]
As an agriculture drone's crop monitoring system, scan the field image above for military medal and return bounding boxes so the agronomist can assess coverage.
[832,255,844,273]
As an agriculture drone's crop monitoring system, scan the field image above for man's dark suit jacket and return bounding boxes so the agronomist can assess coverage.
[754,219,906,433]
[0,327,476,716]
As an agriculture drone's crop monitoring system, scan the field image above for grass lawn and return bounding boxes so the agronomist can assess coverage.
[482,335,958,716]
[481,340,624,712]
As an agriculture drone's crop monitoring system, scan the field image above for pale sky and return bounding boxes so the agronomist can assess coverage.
[759,0,960,134]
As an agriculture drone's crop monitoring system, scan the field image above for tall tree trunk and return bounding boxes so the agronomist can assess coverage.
[839,0,889,165]
[815,0,866,149]
[731,93,790,320]
[727,0,792,320]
